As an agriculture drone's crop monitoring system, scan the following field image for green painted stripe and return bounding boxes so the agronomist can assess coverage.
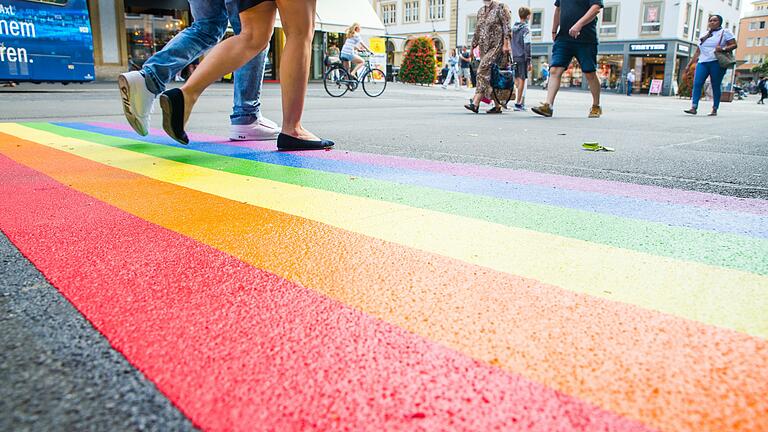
[27,122,768,276]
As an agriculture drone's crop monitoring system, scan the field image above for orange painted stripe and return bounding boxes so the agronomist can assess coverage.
[1,134,766,432]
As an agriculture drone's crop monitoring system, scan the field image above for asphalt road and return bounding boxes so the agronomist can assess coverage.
[2,81,766,198]
[0,81,766,431]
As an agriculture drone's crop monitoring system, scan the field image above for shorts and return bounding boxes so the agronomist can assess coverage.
[550,40,598,73]
[340,53,354,62]
[236,0,273,13]
[513,59,529,80]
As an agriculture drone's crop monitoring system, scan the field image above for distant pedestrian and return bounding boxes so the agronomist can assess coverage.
[684,14,737,116]
[540,62,550,89]
[626,69,636,96]
[512,6,533,111]
[459,46,472,87]
[757,76,767,104]
[464,0,513,114]
[532,0,604,118]
[442,49,461,89]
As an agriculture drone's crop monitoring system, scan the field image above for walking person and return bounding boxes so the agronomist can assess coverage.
[626,69,636,96]
[464,0,513,114]
[512,6,533,111]
[684,15,737,116]
[757,76,767,104]
[442,49,461,90]
[159,0,333,150]
[531,0,604,118]
[459,46,472,87]
[540,62,550,89]
[118,0,279,142]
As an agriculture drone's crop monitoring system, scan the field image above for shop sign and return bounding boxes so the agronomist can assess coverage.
[649,79,664,95]
[630,43,667,52]
[366,37,387,82]
[369,38,386,54]
[677,44,690,54]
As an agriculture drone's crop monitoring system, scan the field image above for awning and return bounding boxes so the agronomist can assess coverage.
[275,0,385,35]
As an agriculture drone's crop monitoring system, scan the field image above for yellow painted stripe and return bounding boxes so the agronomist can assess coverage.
[3,123,767,338]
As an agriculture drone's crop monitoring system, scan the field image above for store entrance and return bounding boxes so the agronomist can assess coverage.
[629,54,666,92]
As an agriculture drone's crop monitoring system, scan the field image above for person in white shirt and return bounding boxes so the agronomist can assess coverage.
[684,14,737,116]
[340,23,371,79]
[626,69,636,96]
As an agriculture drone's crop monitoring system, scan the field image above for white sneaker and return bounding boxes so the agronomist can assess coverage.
[229,116,280,141]
[118,71,156,136]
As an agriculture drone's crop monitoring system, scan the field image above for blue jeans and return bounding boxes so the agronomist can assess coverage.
[626,80,633,95]
[141,0,268,125]
[691,60,726,111]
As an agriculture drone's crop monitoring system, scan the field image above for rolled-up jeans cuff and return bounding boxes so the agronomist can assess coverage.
[141,68,164,95]
[229,113,260,125]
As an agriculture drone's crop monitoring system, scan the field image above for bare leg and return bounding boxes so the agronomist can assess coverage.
[276,0,318,140]
[545,67,565,105]
[584,71,601,106]
[515,78,524,104]
[350,55,364,77]
[179,3,276,122]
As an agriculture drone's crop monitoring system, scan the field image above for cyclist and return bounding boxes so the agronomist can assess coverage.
[340,23,372,79]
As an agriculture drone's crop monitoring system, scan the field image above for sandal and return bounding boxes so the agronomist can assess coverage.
[464,103,479,113]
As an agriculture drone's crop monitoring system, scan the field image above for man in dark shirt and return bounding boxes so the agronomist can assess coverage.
[531,0,603,118]
[459,47,472,87]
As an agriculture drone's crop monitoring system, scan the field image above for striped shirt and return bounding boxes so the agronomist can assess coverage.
[341,34,362,58]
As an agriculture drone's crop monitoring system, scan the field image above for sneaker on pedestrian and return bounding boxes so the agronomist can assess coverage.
[588,105,602,118]
[531,102,553,117]
[118,71,156,136]
[229,116,280,141]
[513,103,526,111]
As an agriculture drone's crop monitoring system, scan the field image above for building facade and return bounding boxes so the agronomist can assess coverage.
[735,0,768,82]
[456,0,742,95]
[87,0,383,80]
[370,0,458,67]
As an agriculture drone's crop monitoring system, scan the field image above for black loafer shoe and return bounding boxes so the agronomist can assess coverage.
[159,88,189,145]
[277,133,335,151]
[464,103,479,113]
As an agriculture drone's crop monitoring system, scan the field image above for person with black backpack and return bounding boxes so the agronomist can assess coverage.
[758,76,767,105]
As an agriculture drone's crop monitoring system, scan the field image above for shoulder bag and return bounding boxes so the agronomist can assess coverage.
[714,30,736,69]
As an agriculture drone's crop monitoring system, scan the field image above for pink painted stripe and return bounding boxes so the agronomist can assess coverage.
[0,151,654,432]
[89,121,768,215]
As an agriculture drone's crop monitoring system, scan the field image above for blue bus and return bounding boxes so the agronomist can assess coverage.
[0,0,95,83]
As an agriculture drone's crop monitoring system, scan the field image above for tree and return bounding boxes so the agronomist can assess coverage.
[752,60,768,76]
[399,37,437,85]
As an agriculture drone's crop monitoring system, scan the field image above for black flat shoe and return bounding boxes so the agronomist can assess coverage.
[683,108,697,115]
[486,106,502,114]
[464,103,479,113]
[277,133,335,151]
[159,88,189,145]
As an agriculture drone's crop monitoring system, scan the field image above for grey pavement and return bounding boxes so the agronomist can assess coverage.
[0,80,766,430]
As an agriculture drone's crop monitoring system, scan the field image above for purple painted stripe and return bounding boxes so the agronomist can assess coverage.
[91,121,768,215]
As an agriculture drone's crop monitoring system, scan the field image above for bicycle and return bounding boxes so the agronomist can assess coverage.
[324,52,387,98]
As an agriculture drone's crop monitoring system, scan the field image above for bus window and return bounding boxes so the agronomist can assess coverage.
[0,0,95,83]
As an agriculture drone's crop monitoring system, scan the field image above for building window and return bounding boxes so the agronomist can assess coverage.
[757,37,763,47]
[381,3,396,25]
[695,8,704,36]
[531,10,543,39]
[736,0,741,10]
[683,2,691,37]
[466,15,477,43]
[641,2,663,34]
[747,38,754,47]
[745,55,751,64]
[600,5,618,36]
[428,0,445,21]
[404,1,420,23]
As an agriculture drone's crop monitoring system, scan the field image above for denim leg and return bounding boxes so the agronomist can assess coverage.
[141,0,229,95]
[691,62,711,109]
[226,0,269,125]
[710,63,726,111]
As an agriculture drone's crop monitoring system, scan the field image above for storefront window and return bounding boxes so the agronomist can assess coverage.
[125,13,186,67]
[561,59,582,87]
[641,2,663,34]
[597,55,623,89]
[630,55,665,91]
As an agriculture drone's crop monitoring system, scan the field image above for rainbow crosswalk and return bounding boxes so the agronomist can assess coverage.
[0,122,766,431]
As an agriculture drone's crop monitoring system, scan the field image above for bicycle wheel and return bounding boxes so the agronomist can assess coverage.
[324,65,351,97]
[362,68,387,97]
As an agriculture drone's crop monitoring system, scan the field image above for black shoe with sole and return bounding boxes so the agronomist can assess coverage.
[486,106,502,114]
[464,103,479,113]
[277,133,335,151]
[159,88,189,145]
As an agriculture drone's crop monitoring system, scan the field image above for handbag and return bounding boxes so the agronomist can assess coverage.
[714,31,736,69]
[490,54,516,107]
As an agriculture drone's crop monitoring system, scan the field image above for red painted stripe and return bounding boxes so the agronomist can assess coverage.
[0,154,653,431]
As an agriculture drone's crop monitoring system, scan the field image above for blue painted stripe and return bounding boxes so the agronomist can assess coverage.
[56,122,768,239]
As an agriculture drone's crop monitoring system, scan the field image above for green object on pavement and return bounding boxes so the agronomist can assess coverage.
[582,142,615,152]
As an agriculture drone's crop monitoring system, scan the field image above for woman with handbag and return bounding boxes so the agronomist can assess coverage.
[464,0,513,114]
[684,15,737,116]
